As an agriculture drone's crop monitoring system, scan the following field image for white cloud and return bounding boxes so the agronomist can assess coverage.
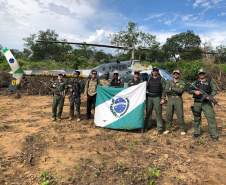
[164,15,178,26]
[0,0,101,50]
[218,12,226,16]
[144,13,165,21]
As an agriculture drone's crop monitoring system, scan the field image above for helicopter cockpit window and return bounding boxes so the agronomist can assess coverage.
[122,65,126,69]
[112,66,115,70]
[115,66,118,70]
[102,67,105,71]
[109,66,112,71]
[118,65,121,70]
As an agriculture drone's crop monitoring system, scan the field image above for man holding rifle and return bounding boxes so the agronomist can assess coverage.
[68,71,84,122]
[50,73,68,121]
[188,68,219,141]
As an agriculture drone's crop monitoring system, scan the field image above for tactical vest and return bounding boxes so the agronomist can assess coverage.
[147,76,162,94]
[111,78,121,87]
[130,78,141,86]
[73,79,80,91]
[193,79,211,99]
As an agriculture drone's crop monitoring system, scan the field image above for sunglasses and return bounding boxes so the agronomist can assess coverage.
[134,73,139,75]
[153,69,158,72]
[104,74,109,75]
[173,73,179,75]
[92,73,97,75]
[114,73,118,75]
[198,73,205,75]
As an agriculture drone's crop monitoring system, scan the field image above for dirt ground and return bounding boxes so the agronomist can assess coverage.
[0,90,226,185]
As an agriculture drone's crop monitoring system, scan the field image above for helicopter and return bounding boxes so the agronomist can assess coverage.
[3,40,175,91]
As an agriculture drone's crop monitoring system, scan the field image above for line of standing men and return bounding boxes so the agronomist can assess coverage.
[144,67,218,141]
[50,67,219,141]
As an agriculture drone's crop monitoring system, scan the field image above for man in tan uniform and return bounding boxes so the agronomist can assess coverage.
[84,70,99,120]
[99,71,111,87]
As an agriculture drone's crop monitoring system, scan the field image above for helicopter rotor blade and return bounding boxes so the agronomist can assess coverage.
[36,40,130,50]
[36,40,218,55]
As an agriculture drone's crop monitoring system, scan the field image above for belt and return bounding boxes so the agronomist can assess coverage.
[168,95,181,98]
[147,93,161,97]
[54,94,61,96]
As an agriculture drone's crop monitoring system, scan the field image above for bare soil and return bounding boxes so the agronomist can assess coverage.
[0,90,226,185]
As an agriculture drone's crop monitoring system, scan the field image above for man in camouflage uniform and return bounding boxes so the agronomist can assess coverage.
[84,70,99,120]
[99,71,111,87]
[111,70,124,88]
[145,67,166,135]
[50,73,68,121]
[164,70,186,135]
[68,71,84,122]
[188,68,219,141]
[128,70,143,87]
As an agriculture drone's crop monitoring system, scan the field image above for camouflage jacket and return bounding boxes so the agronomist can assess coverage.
[99,79,112,87]
[165,79,186,97]
[84,78,99,96]
[50,80,68,95]
[68,78,84,94]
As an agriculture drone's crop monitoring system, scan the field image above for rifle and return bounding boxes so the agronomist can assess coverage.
[50,78,65,99]
[190,83,220,106]
[68,78,80,101]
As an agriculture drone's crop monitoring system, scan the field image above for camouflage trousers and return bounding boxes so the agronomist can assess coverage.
[165,96,185,132]
[145,96,163,131]
[69,96,81,118]
[52,95,64,118]
[193,101,218,138]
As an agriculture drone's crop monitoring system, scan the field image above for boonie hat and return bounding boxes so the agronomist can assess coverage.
[198,68,206,74]
[114,70,119,74]
[173,69,180,74]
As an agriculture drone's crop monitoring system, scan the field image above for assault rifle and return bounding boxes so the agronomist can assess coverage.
[68,78,80,101]
[50,78,65,99]
[190,83,220,106]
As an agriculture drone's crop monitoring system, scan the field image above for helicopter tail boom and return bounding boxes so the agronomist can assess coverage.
[3,48,24,91]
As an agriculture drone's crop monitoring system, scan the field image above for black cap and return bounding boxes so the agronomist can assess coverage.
[74,71,80,75]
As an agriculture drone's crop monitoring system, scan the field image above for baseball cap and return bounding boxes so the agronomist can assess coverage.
[152,66,159,71]
[173,69,180,74]
[198,68,206,74]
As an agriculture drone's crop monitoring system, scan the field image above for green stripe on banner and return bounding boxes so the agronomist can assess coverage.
[95,85,127,107]
[104,102,145,129]
[3,48,9,54]
[14,67,24,74]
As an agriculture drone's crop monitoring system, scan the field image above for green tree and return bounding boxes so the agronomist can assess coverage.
[108,21,160,60]
[216,45,226,63]
[163,30,202,62]
[23,29,73,62]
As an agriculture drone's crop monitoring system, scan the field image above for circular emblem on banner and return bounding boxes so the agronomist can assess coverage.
[9,58,15,63]
[110,97,130,118]
[114,98,127,114]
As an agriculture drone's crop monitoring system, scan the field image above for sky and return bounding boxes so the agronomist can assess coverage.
[0,0,226,54]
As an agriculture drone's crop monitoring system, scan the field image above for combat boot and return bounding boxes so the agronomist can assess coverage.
[212,137,219,142]
[68,117,73,121]
[193,134,200,139]
[77,118,81,122]
[181,132,186,136]
[52,117,56,121]
[158,130,163,135]
[58,117,61,121]
[163,130,170,135]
